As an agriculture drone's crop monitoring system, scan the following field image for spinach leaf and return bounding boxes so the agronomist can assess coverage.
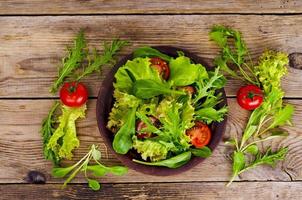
[133,151,192,168]
[133,46,171,61]
[113,107,137,154]
[190,147,212,158]
[132,79,186,99]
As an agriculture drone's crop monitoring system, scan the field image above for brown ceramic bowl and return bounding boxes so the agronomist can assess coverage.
[96,46,227,176]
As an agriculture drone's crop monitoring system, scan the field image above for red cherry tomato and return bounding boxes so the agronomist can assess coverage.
[179,86,196,95]
[136,116,158,139]
[186,121,211,148]
[150,57,170,80]
[59,82,88,107]
[237,85,263,110]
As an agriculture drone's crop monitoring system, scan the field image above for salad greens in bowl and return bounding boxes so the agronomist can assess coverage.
[96,46,228,175]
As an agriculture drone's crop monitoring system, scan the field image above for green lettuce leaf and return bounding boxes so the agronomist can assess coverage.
[168,56,201,86]
[132,137,172,161]
[47,105,86,160]
[255,50,289,94]
[114,57,163,93]
[155,97,193,151]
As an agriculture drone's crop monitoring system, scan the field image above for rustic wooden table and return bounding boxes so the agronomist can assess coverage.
[1,1,302,199]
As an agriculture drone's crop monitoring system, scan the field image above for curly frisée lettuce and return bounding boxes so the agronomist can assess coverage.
[107,46,227,168]
[47,105,86,160]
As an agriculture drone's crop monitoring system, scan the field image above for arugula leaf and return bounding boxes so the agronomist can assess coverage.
[168,56,200,86]
[240,147,288,173]
[40,102,60,165]
[132,79,186,99]
[50,30,87,93]
[228,151,245,185]
[133,151,192,168]
[133,46,171,61]
[77,39,129,81]
[47,105,86,160]
[195,106,228,124]
[113,107,137,154]
[210,25,259,85]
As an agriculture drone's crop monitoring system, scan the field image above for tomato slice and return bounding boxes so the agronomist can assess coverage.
[237,85,263,110]
[136,116,158,139]
[59,82,88,107]
[150,57,170,80]
[186,121,211,148]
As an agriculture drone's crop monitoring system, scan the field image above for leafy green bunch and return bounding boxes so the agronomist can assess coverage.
[41,30,129,191]
[107,47,228,168]
[210,25,294,185]
[52,145,128,190]
[50,30,129,93]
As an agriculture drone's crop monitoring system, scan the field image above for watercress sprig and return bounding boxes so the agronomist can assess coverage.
[52,144,128,191]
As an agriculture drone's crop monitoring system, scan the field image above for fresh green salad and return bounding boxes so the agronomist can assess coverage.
[107,47,228,168]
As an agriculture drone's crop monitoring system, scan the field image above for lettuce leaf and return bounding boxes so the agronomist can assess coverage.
[132,137,172,161]
[107,90,141,131]
[155,97,193,151]
[114,57,163,94]
[168,56,201,86]
[255,50,289,94]
[47,105,86,160]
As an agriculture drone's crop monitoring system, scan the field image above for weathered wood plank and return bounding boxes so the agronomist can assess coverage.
[0,0,301,15]
[1,15,302,98]
[1,182,301,200]
[0,99,301,183]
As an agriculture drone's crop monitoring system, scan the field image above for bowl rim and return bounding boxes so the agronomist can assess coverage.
[96,46,228,176]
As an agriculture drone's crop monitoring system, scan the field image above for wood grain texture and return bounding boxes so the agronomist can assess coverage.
[1,182,302,200]
[1,15,302,98]
[0,0,301,15]
[0,99,301,183]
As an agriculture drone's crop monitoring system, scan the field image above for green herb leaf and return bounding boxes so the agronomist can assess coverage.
[190,147,212,158]
[133,151,192,168]
[132,79,186,99]
[91,145,101,161]
[40,101,60,165]
[77,39,129,81]
[232,151,245,176]
[87,165,108,177]
[113,107,137,154]
[87,179,101,191]
[108,166,128,176]
[133,46,171,61]
[52,166,75,178]
[195,106,228,124]
[244,144,258,155]
[50,30,87,93]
